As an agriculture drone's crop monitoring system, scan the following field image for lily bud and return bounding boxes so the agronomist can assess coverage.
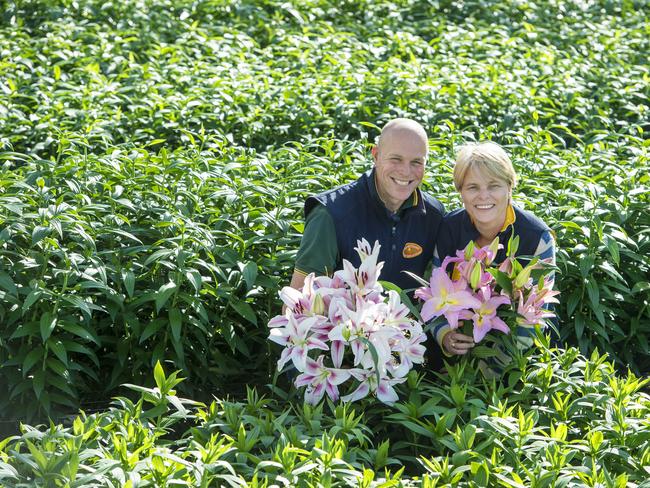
[514,265,533,289]
[487,237,500,265]
[464,241,476,261]
[312,292,325,316]
[470,261,483,290]
[498,257,513,276]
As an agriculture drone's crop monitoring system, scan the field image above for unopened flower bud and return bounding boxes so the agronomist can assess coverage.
[514,266,532,289]
[312,293,325,315]
[464,241,476,261]
[487,237,500,265]
[470,261,483,290]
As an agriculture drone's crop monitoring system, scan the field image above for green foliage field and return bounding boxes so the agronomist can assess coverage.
[1,0,649,484]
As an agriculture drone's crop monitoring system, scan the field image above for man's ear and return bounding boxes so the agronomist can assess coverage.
[371,145,378,163]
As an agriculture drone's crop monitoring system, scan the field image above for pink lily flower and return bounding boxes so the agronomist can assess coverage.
[295,356,351,404]
[269,314,328,371]
[415,268,482,328]
[267,314,288,329]
[473,239,502,266]
[384,290,412,329]
[470,287,511,342]
[361,323,402,375]
[328,295,386,366]
[516,283,559,326]
[390,321,427,377]
[313,274,350,310]
[336,239,384,296]
[279,274,327,317]
[498,257,514,275]
[342,369,406,404]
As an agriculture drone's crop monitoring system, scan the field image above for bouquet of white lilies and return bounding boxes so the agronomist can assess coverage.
[268,239,426,405]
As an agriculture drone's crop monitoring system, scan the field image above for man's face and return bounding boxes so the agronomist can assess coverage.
[372,129,427,212]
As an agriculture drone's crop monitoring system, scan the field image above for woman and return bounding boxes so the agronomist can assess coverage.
[432,142,555,361]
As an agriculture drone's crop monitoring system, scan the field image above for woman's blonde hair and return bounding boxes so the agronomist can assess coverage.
[453,142,517,191]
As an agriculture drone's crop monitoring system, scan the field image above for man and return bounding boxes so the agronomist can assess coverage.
[289,117,445,294]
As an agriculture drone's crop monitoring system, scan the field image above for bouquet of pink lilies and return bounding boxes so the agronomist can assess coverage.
[414,237,559,352]
[268,239,427,405]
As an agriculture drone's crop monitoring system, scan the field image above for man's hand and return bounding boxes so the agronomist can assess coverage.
[289,271,306,290]
[282,270,307,314]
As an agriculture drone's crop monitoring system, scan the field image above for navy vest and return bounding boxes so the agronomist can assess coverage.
[305,169,445,291]
[437,206,551,265]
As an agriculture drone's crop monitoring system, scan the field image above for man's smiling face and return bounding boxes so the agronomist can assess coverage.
[372,127,427,213]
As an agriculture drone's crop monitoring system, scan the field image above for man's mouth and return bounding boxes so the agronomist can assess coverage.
[392,178,411,187]
[475,204,495,209]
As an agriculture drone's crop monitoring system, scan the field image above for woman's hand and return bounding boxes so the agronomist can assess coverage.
[443,331,475,355]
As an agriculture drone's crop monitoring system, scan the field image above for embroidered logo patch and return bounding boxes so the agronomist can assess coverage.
[402,242,423,259]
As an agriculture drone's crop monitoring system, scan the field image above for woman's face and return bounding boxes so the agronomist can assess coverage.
[460,166,511,231]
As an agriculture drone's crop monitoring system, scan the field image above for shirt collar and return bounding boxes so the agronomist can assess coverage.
[466,203,517,231]
[500,204,516,231]
[368,168,421,216]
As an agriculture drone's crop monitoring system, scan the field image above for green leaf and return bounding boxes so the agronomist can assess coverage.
[0,271,17,296]
[122,270,135,298]
[153,360,165,390]
[48,340,68,367]
[25,440,48,470]
[230,299,257,325]
[567,289,581,317]
[155,281,178,313]
[9,321,38,339]
[32,225,51,245]
[62,295,92,318]
[140,319,166,343]
[585,277,600,310]
[575,313,585,340]
[169,307,182,343]
[39,311,57,342]
[472,345,499,358]
[61,323,100,345]
[22,346,44,376]
[0,461,18,480]
[491,270,513,295]
[604,236,620,266]
[22,289,42,313]
[632,282,650,294]
[241,261,258,290]
[144,248,175,266]
[579,256,595,279]
[185,269,202,294]
[141,403,168,419]
[507,234,519,257]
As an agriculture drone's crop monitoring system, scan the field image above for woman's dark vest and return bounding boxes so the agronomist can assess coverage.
[437,206,551,265]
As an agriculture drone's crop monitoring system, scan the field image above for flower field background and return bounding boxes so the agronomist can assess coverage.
[0,0,649,485]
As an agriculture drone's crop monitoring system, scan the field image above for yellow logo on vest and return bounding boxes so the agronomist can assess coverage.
[402,243,423,259]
